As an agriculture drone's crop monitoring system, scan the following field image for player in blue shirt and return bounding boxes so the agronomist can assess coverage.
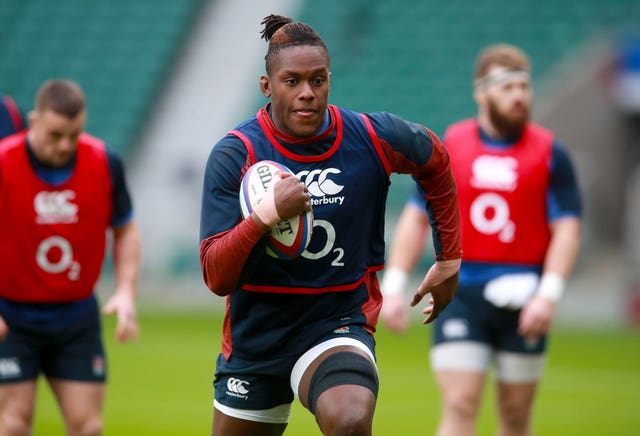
[200,14,462,436]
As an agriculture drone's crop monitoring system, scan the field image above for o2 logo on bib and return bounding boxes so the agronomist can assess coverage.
[470,193,514,243]
[36,236,81,280]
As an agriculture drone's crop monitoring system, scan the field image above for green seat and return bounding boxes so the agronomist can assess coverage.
[0,0,205,156]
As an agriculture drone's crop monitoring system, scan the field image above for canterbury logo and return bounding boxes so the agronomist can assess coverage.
[296,168,344,197]
[226,377,250,395]
[34,190,79,224]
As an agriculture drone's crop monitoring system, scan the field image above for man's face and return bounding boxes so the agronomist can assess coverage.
[28,108,86,167]
[260,45,330,138]
[479,66,531,138]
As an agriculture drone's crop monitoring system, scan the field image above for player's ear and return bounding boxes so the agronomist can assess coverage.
[27,110,38,127]
[473,87,485,106]
[260,75,271,98]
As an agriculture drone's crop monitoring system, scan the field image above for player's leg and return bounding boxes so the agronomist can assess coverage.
[431,345,488,436]
[0,381,37,435]
[314,383,376,436]
[495,380,537,436]
[430,286,494,436]
[494,349,546,436]
[44,304,107,436]
[291,335,378,436]
[48,379,104,436]
[212,407,287,436]
[493,305,547,436]
[0,315,44,435]
[211,353,292,436]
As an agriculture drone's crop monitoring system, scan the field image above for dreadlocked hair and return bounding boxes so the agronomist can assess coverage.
[260,14,329,75]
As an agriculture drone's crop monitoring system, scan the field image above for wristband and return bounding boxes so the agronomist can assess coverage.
[537,273,566,302]
[380,267,408,296]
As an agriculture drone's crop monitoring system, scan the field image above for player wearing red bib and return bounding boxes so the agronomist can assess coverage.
[0,80,141,436]
[380,45,582,435]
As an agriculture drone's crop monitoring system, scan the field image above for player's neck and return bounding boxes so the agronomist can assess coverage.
[476,115,503,141]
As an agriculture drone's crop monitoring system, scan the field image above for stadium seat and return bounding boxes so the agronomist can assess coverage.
[0,0,206,156]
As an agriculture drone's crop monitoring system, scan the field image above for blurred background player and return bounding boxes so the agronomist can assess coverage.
[380,44,582,435]
[0,79,141,436]
[0,92,25,140]
[199,14,461,436]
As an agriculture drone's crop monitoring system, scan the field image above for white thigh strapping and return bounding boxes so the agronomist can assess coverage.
[495,351,547,383]
[430,342,547,383]
[430,341,491,373]
[290,337,376,401]
[213,400,292,424]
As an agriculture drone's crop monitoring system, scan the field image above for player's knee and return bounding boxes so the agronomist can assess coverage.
[0,412,32,436]
[498,399,531,431]
[442,388,482,420]
[307,351,378,415]
[316,393,373,436]
[65,415,103,436]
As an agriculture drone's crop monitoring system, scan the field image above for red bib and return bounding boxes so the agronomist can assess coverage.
[445,120,553,265]
[0,132,113,302]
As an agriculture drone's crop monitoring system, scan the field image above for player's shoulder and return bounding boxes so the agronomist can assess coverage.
[0,131,27,153]
[216,115,261,151]
[77,132,108,153]
[206,133,250,179]
[212,132,250,157]
[444,119,476,141]
[364,111,429,140]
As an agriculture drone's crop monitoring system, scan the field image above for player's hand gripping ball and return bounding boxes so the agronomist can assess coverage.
[240,160,313,259]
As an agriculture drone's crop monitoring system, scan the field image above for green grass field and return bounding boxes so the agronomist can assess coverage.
[32,309,640,435]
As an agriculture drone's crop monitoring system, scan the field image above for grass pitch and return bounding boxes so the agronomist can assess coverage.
[33,309,640,435]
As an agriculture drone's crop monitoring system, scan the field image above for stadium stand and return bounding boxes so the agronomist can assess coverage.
[297,0,640,210]
[0,0,206,156]
[7,0,636,308]
[299,0,640,135]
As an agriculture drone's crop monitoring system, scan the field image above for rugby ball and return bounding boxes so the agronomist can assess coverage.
[239,160,313,259]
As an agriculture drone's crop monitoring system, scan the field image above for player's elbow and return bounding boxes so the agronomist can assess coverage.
[200,241,234,296]
[200,259,236,296]
[204,278,234,297]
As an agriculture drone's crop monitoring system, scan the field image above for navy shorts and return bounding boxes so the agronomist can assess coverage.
[213,324,376,411]
[432,284,547,354]
[0,303,107,383]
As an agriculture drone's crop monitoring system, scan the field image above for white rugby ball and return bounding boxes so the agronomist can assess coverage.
[239,160,313,259]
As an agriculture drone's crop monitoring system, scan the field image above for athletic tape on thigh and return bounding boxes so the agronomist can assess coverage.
[307,351,379,414]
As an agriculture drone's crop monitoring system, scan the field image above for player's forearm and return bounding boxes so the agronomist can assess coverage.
[544,217,581,278]
[200,216,268,296]
[112,220,142,297]
[535,217,581,302]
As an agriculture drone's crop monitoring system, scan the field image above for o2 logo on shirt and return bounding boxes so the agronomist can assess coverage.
[301,219,345,266]
[470,193,515,243]
[36,236,81,280]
